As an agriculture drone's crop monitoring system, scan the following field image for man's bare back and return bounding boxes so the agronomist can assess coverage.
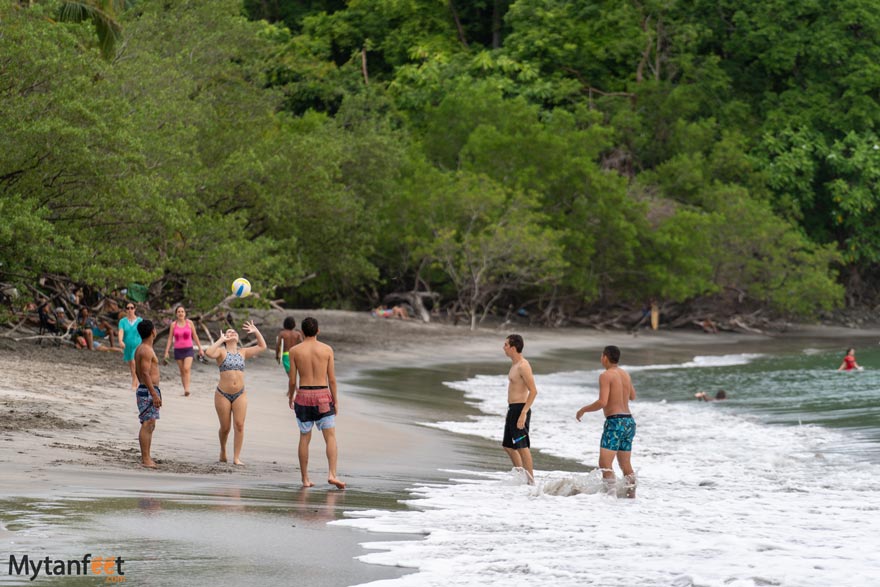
[598,366,634,416]
[288,317,344,490]
[279,329,303,352]
[291,339,334,387]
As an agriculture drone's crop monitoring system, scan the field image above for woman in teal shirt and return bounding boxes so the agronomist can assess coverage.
[118,302,143,390]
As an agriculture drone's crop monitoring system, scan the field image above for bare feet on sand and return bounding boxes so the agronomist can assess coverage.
[233,459,244,466]
[219,453,227,463]
[302,479,315,488]
[141,460,157,469]
[328,477,346,489]
[184,391,191,397]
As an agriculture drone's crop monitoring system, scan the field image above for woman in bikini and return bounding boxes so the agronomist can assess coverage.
[205,320,266,465]
[163,305,205,397]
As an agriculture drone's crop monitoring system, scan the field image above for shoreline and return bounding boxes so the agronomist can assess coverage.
[2,310,879,584]
[3,309,878,492]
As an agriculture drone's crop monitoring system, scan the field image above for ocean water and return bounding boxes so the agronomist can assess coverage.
[335,347,880,587]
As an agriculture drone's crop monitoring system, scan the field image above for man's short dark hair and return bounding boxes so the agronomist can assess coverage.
[603,345,621,364]
[507,334,524,353]
[137,319,154,339]
[301,317,318,337]
[715,390,727,400]
[283,317,296,330]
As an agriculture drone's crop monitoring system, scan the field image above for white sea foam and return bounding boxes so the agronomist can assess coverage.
[334,357,880,587]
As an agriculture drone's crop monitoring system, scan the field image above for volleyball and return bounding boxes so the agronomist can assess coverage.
[231,277,251,298]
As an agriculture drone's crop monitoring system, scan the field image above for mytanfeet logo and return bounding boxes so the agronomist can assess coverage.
[7,554,125,582]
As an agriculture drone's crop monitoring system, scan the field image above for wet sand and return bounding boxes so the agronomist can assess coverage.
[0,310,859,585]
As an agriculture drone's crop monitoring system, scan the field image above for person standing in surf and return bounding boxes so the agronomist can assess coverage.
[576,345,637,498]
[502,334,538,484]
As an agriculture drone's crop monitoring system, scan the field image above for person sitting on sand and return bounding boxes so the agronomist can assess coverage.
[205,320,267,465]
[288,317,345,489]
[53,307,73,332]
[372,304,408,320]
[37,302,59,334]
[695,390,727,401]
[695,318,718,334]
[838,348,862,371]
[134,320,162,468]
[276,316,304,374]
[76,307,116,351]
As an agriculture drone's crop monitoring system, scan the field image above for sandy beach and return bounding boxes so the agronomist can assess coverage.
[0,310,860,585]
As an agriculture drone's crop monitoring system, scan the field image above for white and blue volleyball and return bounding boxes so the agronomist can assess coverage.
[231,278,251,298]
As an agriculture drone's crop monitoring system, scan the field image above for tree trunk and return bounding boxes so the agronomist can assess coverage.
[361,47,369,85]
[492,0,502,49]
[449,1,468,48]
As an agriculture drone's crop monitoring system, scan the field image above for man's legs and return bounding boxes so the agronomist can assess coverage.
[139,420,157,468]
[599,448,617,495]
[321,427,345,489]
[298,430,313,487]
[617,450,636,498]
[517,448,534,484]
[504,447,523,468]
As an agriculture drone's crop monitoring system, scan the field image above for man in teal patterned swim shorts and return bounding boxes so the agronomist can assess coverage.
[576,345,637,498]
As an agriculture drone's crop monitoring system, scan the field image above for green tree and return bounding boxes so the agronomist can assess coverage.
[419,172,565,329]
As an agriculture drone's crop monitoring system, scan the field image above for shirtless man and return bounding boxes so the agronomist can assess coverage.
[134,320,162,468]
[276,317,304,374]
[502,334,538,484]
[288,317,345,489]
[576,345,636,497]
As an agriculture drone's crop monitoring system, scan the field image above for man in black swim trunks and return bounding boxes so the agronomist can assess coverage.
[502,334,538,484]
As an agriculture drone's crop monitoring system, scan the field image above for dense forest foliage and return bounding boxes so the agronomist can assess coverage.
[4,0,879,326]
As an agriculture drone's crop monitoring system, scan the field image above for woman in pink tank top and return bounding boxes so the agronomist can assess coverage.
[163,305,204,396]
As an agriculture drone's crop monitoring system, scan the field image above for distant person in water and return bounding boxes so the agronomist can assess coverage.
[276,316,304,374]
[576,345,637,498]
[838,348,862,371]
[502,334,538,485]
[695,390,727,401]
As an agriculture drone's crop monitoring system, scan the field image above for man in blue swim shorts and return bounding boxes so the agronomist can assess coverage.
[576,345,637,498]
[134,320,162,469]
